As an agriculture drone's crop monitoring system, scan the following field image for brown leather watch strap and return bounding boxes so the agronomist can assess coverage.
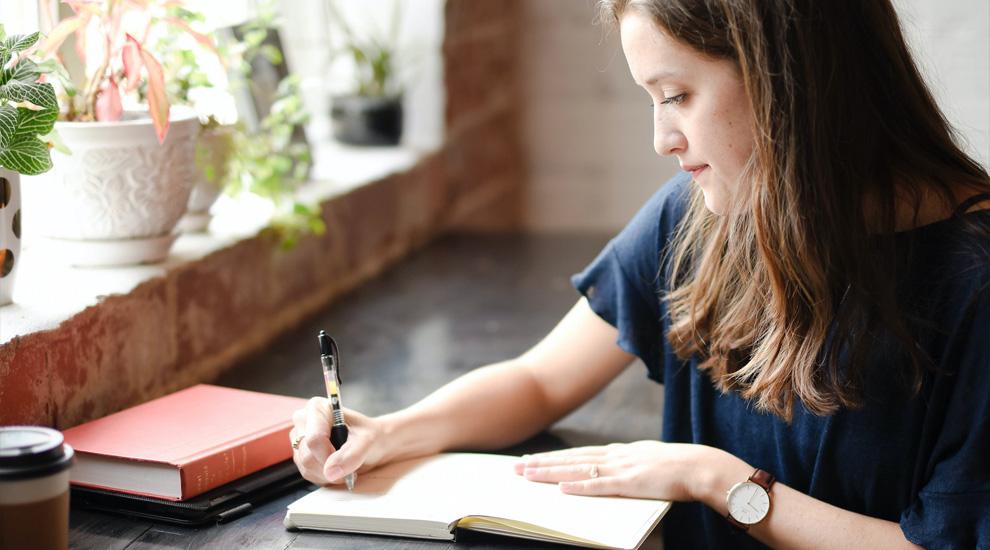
[750,468,776,492]
[726,512,749,531]
[726,469,776,532]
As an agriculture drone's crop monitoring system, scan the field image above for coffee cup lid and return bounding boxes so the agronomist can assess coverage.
[0,426,74,481]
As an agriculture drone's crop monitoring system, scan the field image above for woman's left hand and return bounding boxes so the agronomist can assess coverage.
[513,441,730,502]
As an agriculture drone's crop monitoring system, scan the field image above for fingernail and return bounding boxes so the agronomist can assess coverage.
[325,466,344,481]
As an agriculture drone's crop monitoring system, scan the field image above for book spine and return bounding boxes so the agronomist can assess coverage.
[178,424,293,499]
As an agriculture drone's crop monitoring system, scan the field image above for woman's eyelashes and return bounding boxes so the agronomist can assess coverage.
[660,93,687,105]
[649,93,688,109]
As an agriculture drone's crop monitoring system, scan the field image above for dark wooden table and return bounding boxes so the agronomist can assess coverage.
[68,233,666,549]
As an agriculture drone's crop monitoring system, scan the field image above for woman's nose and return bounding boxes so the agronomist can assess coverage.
[654,121,686,157]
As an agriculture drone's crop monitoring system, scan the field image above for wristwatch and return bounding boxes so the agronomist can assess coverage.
[726,468,775,530]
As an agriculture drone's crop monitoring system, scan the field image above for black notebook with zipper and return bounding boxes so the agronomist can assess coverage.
[70,459,308,525]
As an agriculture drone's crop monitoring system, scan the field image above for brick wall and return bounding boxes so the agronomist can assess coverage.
[0,0,525,428]
[443,0,525,230]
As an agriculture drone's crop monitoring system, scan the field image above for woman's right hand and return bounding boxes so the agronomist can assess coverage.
[290,397,388,486]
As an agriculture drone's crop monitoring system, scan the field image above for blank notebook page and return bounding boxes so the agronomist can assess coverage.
[286,453,669,548]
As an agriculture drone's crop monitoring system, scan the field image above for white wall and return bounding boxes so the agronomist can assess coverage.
[276,0,445,151]
[893,0,990,170]
[520,0,990,233]
[520,0,677,233]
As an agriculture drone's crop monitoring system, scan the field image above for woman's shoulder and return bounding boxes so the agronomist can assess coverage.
[908,209,990,289]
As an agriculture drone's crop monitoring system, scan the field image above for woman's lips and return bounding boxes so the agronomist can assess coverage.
[684,165,708,178]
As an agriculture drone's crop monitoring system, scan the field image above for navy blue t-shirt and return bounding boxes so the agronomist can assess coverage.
[572,172,990,549]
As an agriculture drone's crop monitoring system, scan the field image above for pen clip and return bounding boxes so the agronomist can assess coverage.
[319,330,342,386]
[331,344,341,386]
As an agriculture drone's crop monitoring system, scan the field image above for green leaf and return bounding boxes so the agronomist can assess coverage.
[39,129,70,155]
[32,59,63,74]
[0,77,57,175]
[0,80,58,112]
[0,32,39,56]
[0,105,15,149]
[4,57,42,88]
[0,136,52,175]
[13,97,58,136]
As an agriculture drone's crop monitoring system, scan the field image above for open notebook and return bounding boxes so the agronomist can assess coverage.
[283,453,670,549]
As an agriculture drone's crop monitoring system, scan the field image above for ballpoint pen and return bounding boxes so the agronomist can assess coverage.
[318,330,356,491]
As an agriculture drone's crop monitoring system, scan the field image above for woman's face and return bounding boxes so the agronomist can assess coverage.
[620,11,755,214]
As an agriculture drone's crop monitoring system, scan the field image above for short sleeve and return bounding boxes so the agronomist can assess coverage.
[571,172,692,382]
[899,286,990,549]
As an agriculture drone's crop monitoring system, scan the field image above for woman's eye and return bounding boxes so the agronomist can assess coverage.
[660,93,687,105]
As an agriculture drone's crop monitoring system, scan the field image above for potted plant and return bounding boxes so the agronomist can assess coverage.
[153,4,236,233]
[23,0,217,266]
[157,4,319,242]
[326,0,404,146]
[214,7,322,248]
[0,26,59,305]
[226,73,322,248]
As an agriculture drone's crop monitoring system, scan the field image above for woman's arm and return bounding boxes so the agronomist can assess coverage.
[699,450,924,550]
[292,298,635,484]
[520,444,923,550]
[376,296,636,460]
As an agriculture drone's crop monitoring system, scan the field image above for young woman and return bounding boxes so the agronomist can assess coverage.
[291,1,990,547]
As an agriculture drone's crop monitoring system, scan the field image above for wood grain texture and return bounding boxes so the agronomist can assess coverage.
[69,233,666,549]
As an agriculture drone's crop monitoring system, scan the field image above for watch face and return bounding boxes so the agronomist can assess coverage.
[727,481,770,525]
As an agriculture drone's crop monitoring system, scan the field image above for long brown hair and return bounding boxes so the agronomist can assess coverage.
[598,0,990,420]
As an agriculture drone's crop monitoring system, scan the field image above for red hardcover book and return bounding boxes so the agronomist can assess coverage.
[63,384,306,501]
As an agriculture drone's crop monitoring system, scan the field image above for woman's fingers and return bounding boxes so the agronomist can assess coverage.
[559,477,616,496]
[291,401,384,487]
[528,446,610,459]
[522,463,605,483]
[305,397,332,438]
[514,449,608,475]
[323,429,371,482]
[291,397,335,485]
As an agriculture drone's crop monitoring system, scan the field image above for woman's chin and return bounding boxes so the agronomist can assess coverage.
[700,189,726,215]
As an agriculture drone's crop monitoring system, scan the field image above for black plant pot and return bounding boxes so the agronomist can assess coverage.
[330,94,403,146]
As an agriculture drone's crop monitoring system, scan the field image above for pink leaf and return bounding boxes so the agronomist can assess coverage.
[65,0,100,14]
[109,6,123,53]
[165,16,220,57]
[74,21,88,66]
[122,36,143,93]
[95,77,123,122]
[38,15,87,58]
[139,49,170,143]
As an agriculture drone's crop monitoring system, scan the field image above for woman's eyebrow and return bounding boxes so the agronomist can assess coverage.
[642,69,682,86]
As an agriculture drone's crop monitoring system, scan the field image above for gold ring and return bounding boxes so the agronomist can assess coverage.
[291,434,304,450]
[589,464,599,479]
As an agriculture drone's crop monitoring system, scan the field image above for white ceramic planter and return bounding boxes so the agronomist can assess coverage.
[178,124,235,233]
[23,107,199,266]
[0,169,21,305]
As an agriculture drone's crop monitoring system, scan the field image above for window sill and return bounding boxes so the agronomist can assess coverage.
[0,141,427,345]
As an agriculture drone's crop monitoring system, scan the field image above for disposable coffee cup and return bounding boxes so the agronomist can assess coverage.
[0,426,75,550]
